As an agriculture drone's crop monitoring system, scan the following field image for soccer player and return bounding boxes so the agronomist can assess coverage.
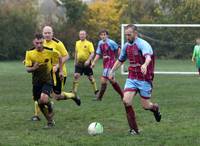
[109,24,161,135]
[91,29,123,100]
[192,38,200,75]
[42,26,81,104]
[25,33,63,128]
[23,51,42,122]
[73,30,98,96]
[91,29,140,136]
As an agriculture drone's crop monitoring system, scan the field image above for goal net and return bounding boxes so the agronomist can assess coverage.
[121,24,200,75]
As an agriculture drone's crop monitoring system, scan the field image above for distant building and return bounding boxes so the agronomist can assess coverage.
[36,0,67,26]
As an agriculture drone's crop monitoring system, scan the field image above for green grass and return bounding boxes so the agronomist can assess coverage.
[0,60,200,146]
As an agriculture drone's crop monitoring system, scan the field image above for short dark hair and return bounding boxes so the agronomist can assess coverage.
[79,30,87,34]
[34,33,43,40]
[125,24,137,31]
[99,29,109,35]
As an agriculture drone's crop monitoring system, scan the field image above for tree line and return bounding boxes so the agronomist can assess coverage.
[0,0,200,60]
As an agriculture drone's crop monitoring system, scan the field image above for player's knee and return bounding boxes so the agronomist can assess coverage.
[40,93,49,103]
[109,79,115,84]
[74,74,80,80]
[101,77,107,84]
[141,100,151,110]
[123,97,131,106]
[88,76,93,81]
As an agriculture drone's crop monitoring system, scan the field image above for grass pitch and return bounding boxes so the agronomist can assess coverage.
[0,60,199,146]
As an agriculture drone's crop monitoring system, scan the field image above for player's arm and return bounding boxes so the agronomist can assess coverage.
[85,42,95,66]
[139,40,153,75]
[85,52,94,66]
[117,47,121,57]
[24,51,39,73]
[74,44,78,66]
[91,54,100,68]
[110,40,120,57]
[56,42,69,69]
[109,60,123,80]
[52,49,63,79]
[141,55,151,75]
[58,54,63,80]
[91,41,102,68]
[26,62,39,73]
[109,43,127,79]
[192,46,196,62]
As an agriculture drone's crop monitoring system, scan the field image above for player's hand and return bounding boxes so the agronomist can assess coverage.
[33,62,39,70]
[84,60,90,67]
[90,62,95,68]
[59,71,64,80]
[108,70,114,80]
[141,64,147,75]
[192,58,195,63]
[53,64,59,73]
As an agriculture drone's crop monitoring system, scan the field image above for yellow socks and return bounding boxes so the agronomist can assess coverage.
[91,78,98,93]
[73,80,79,93]
[34,101,40,116]
[62,92,75,99]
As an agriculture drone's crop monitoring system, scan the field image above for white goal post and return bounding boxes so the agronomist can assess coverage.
[120,24,200,75]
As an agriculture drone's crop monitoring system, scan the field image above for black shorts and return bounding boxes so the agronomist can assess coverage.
[32,83,53,101]
[53,69,66,94]
[75,64,93,76]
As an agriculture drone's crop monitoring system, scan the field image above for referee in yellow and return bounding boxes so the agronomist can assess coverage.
[73,30,98,96]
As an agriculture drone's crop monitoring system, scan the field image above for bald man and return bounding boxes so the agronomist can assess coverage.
[41,26,81,104]
[73,30,99,97]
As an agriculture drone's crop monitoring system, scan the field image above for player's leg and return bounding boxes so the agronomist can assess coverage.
[85,66,98,95]
[73,73,81,93]
[38,84,55,128]
[31,98,41,121]
[123,79,139,135]
[32,85,43,121]
[141,98,161,122]
[109,78,123,98]
[53,74,81,106]
[123,91,139,135]
[139,81,161,122]
[94,76,108,101]
[73,65,82,94]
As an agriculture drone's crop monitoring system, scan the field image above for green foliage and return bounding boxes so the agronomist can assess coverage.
[0,1,37,60]
[84,0,122,43]
[53,0,89,56]
[119,0,161,24]
[1,0,200,59]
[119,0,200,59]
[62,0,88,26]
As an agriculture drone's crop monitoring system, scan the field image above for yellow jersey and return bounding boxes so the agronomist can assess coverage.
[43,38,68,77]
[75,39,94,63]
[25,47,60,85]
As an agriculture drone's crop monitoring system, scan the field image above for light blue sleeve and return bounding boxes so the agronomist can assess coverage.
[96,41,102,55]
[118,43,127,62]
[137,38,153,56]
[109,39,119,51]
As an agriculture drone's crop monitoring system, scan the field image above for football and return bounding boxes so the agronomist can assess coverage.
[88,122,103,136]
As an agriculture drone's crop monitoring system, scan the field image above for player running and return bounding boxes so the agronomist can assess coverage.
[109,24,161,135]
[25,33,62,128]
[91,29,123,100]
[42,26,81,103]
